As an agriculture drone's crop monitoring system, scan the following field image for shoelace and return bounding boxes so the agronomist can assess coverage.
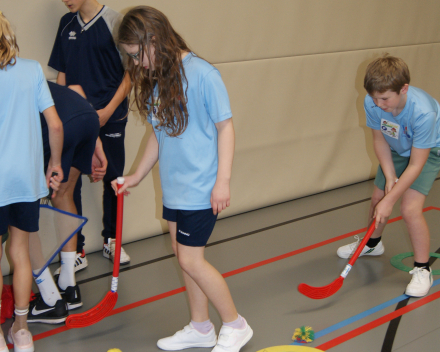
[409,267,429,282]
[347,235,362,256]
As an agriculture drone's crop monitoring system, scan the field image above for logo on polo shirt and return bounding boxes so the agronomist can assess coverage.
[105,133,122,138]
[178,229,190,237]
[69,31,77,40]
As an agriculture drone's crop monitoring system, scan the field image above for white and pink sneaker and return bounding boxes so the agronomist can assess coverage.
[8,325,34,352]
[212,318,253,352]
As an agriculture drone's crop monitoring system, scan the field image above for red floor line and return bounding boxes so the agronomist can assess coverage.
[29,208,438,343]
[109,287,186,316]
[316,288,440,351]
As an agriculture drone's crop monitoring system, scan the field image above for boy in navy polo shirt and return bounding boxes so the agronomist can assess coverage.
[49,0,131,266]
[26,82,104,324]
[337,55,440,297]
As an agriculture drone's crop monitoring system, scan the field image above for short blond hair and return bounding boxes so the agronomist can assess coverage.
[0,12,19,70]
[364,55,410,94]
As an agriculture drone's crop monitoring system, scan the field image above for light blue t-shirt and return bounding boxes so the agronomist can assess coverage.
[148,53,232,210]
[365,86,440,157]
[0,58,54,206]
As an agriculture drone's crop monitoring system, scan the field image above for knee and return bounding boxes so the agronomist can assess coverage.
[400,201,422,223]
[54,187,72,201]
[8,242,29,264]
[371,193,383,209]
[177,253,198,274]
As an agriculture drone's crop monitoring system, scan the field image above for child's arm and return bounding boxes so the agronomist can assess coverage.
[111,127,159,194]
[374,146,430,225]
[97,72,131,127]
[91,137,107,182]
[42,106,64,196]
[372,130,397,194]
[211,118,235,215]
[56,72,66,86]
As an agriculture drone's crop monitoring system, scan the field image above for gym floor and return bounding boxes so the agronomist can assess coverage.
[3,178,440,352]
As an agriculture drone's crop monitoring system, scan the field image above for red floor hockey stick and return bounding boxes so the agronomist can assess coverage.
[66,177,125,328]
[298,221,376,299]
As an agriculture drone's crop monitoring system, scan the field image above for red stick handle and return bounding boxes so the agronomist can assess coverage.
[347,220,376,266]
[113,180,124,277]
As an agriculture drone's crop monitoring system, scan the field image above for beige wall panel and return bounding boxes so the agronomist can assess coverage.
[1,0,439,273]
[2,0,440,78]
[71,44,440,257]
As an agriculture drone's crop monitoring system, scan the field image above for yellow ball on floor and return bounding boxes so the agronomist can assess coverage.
[107,349,122,352]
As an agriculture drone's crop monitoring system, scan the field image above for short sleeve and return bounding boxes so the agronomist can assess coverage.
[364,95,381,130]
[201,69,232,123]
[48,17,67,73]
[412,112,437,149]
[37,65,54,113]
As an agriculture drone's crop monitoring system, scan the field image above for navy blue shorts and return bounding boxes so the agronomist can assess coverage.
[163,206,218,247]
[0,200,40,234]
[43,113,100,181]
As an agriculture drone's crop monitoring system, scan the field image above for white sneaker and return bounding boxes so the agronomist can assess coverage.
[8,325,34,352]
[405,267,433,297]
[53,250,88,276]
[337,235,384,259]
[103,238,130,264]
[157,323,217,350]
[212,318,253,352]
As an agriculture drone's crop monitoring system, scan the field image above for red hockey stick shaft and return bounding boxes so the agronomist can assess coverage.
[345,221,377,268]
[111,179,124,291]
[66,178,125,328]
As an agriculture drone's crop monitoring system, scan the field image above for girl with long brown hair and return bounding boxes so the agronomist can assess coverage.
[112,6,253,352]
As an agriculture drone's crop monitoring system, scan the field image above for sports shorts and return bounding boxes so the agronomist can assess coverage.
[163,206,218,247]
[0,200,40,234]
[43,113,100,181]
[375,148,440,196]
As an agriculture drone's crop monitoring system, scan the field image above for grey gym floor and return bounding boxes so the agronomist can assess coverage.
[4,178,440,352]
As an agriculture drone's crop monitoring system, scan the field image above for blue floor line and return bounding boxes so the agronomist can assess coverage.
[291,277,440,345]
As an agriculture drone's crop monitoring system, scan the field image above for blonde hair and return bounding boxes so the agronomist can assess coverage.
[0,11,19,70]
[364,55,410,94]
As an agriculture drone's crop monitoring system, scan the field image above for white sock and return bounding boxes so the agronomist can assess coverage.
[34,267,62,306]
[58,251,76,290]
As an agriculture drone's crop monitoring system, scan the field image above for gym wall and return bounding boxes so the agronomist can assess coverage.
[2,0,440,274]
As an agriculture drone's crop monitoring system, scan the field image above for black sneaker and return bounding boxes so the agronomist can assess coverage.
[58,284,83,310]
[27,295,68,324]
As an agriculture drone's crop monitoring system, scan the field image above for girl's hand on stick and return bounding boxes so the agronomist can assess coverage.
[111,174,140,196]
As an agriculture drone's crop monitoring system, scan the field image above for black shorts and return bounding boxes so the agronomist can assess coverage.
[43,113,100,181]
[0,200,40,234]
[163,206,218,247]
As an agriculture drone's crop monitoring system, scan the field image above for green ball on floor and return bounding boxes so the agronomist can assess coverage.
[107,349,122,352]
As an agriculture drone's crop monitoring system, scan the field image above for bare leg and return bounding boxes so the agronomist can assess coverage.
[0,237,4,347]
[368,186,388,238]
[9,226,32,332]
[400,189,430,263]
[168,222,210,322]
[0,235,3,302]
[50,167,81,252]
[169,221,238,323]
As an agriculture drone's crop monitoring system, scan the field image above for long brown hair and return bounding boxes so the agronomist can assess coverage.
[118,6,190,137]
[0,12,19,70]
